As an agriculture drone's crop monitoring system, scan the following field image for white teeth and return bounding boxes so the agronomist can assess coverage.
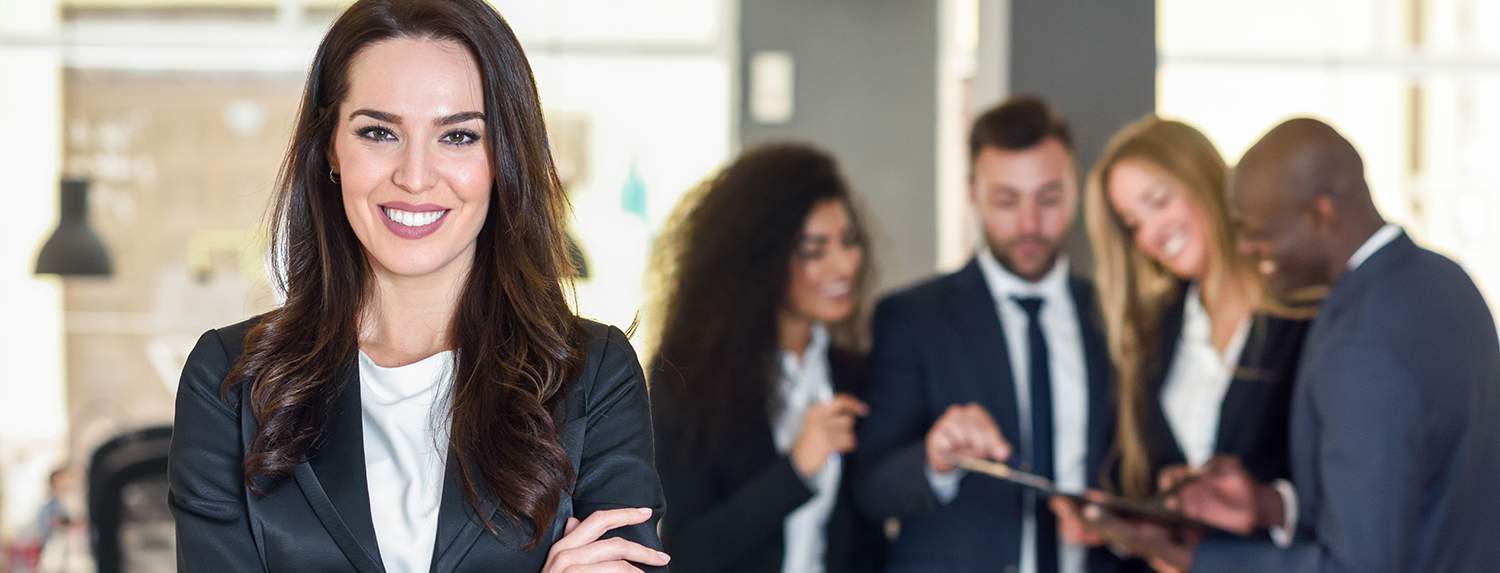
[819,282,852,298]
[383,207,446,228]
[1258,259,1278,276]
[1162,233,1187,257]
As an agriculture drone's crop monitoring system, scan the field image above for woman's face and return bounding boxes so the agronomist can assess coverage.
[785,199,864,325]
[331,37,491,280]
[1106,157,1212,281]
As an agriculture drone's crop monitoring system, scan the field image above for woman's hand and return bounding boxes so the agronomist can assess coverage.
[541,507,670,572]
[1050,495,1105,546]
[790,393,869,477]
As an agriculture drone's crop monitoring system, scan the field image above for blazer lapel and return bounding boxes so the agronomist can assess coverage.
[1068,277,1115,485]
[429,461,468,571]
[1148,285,1191,467]
[945,259,1022,451]
[827,347,863,396]
[297,357,384,573]
[1213,313,1268,456]
[1146,285,1188,397]
[428,458,503,573]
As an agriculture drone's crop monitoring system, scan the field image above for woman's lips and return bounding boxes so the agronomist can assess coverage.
[378,203,450,240]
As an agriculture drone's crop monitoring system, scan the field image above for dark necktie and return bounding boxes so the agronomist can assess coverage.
[1013,295,1057,573]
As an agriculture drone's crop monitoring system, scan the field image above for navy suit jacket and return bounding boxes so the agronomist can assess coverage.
[168,317,666,572]
[1194,233,1500,572]
[854,259,1118,573]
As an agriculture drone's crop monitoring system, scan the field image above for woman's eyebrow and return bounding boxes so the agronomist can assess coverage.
[349,108,399,123]
[347,109,484,126]
[437,111,485,125]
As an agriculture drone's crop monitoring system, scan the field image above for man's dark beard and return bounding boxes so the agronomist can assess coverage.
[987,237,1059,283]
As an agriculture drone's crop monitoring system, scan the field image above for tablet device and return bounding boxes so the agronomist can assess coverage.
[956,458,1222,531]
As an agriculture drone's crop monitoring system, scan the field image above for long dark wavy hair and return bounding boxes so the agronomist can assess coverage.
[649,143,875,449]
[223,0,584,547]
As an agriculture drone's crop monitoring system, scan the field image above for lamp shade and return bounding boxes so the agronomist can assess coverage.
[36,178,113,277]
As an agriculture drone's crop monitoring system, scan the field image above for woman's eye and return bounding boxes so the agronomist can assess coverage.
[1147,188,1171,208]
[442,130,480,146]
[356,126,397,142]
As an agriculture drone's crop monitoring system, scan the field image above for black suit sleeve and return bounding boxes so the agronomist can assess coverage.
[651,366,816,571]
[853,297,942,519]
[168,329,265,571]
[573,326,668,561]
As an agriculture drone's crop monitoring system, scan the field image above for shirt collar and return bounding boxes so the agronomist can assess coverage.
[1347,224,1402,271]
[780,322,830,377]
[976,245,1071,303]
[1180,283,1251,365]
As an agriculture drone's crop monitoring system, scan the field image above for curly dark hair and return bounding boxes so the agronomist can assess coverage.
[223,0,584,547]
[649,142,875,449]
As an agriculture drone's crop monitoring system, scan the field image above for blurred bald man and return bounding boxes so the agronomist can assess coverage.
[1082,118,1500,572]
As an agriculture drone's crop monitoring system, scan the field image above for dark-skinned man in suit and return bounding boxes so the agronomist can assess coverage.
[1075,117,1500,573]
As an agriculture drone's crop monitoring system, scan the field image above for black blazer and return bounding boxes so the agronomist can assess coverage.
[853,259,1120,573]
[1141,284,1311,487]
[1195,233,1500,571]
[168,317,666,572]
[651,346,886,573]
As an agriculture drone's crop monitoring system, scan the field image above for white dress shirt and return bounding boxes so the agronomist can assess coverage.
[928,250,1090,573]
[1159,283,1251,468]
[1269,223,1403,547]
[1348,224,1402,271]
[772,324,840,573]
[359,350,453,573]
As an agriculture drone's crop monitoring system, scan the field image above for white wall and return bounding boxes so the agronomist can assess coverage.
[0,0,68,538]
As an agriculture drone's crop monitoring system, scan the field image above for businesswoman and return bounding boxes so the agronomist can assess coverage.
[1053,117,1311,533]
[167,1,668,571]
[649,143,887,572]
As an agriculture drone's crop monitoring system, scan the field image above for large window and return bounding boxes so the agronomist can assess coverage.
[1159,0,1500,316]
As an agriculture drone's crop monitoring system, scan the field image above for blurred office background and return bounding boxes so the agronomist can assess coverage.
[1,0,1496,570]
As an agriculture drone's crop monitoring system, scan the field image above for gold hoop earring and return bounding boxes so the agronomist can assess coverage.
[329,168,341,184]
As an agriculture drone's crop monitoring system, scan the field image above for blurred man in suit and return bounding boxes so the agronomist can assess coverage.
[854,96,1119,573]
[1084,117,1500,572]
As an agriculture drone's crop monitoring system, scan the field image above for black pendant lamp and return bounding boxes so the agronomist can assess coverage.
[36,178,113,277]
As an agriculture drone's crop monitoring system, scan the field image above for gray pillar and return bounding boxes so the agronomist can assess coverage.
[738,0,940,293]
[1007,0,1157,273]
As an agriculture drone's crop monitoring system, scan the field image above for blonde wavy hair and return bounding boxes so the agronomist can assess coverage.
[1084,116,1261,498]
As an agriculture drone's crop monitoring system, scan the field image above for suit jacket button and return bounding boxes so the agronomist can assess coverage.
[1004,565,1018,573]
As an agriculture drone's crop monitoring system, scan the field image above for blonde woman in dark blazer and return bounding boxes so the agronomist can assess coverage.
[1053,117,1310,556]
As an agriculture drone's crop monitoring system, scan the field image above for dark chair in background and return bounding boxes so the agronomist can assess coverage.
[87,426,174,573]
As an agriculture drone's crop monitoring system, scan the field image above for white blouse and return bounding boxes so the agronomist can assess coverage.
[1159,284,1250,467]
[359,349,454,573]
[771,324,839,573]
